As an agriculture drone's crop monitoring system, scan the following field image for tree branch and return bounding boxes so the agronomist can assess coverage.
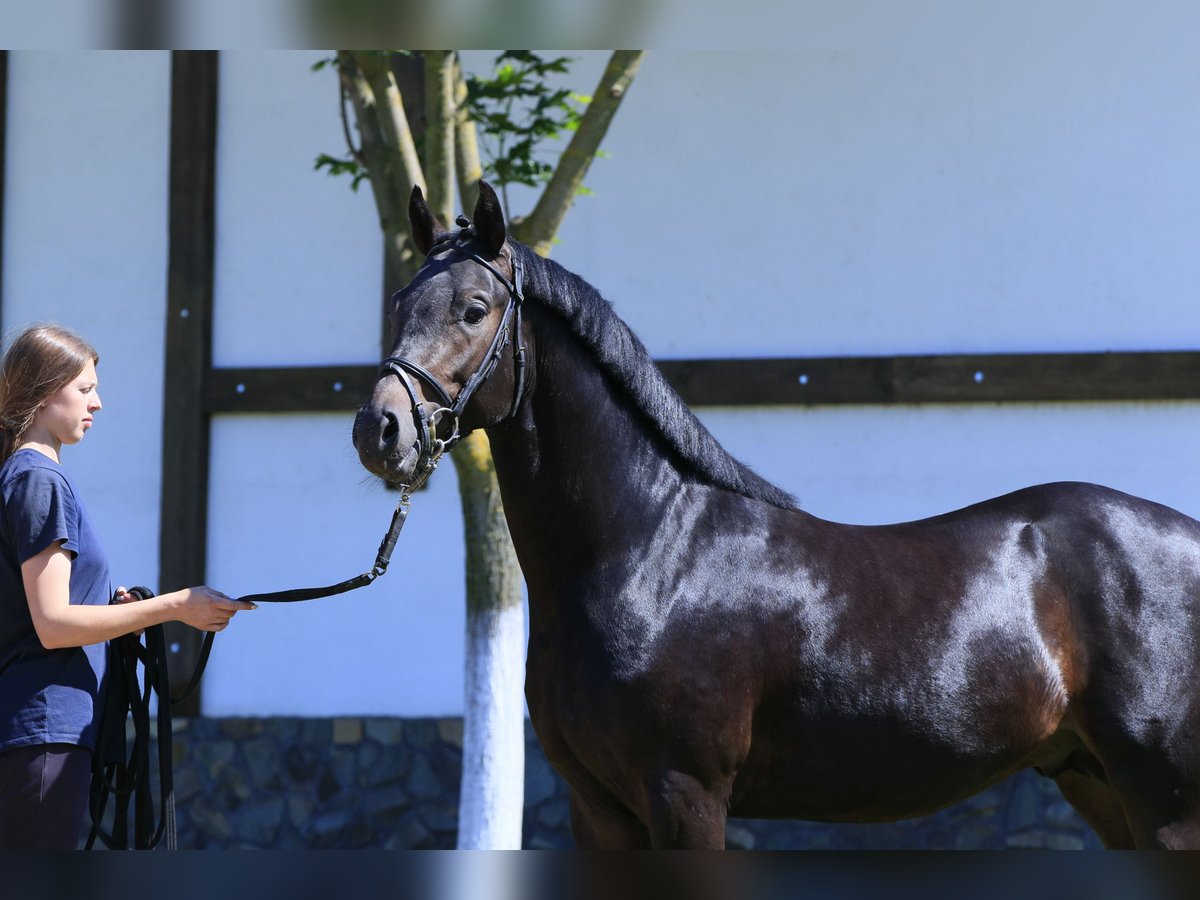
[339,51,423,284]
[338,70,363,165]
[353,52,427,198]
[423,50,457,225]
[514,50,646,255]
[453,53,483,217]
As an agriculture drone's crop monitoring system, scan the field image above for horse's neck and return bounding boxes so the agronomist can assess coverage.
[487,311,688,586]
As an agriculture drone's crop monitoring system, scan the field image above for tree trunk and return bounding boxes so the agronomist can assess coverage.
[423,50,528,850]
[422,51,456,221]
[453,56,482,216]
[452,431,526,849]
[339,52,422,285]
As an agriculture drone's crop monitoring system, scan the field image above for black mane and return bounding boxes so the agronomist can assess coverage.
[514,242,799,511]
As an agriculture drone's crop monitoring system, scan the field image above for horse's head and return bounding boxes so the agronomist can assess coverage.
[352,180,528,487]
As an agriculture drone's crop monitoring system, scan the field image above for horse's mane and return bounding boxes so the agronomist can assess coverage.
[514,242,800,511]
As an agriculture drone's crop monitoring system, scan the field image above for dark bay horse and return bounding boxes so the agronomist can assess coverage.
[353,182,1200,849]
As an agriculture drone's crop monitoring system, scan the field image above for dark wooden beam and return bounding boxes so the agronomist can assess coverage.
[160,52,218,716]
[201,350,1200,415]
[0,51,8,338]
[206,365,378,413]
[115,0,169,48]
[657,351,1200,406]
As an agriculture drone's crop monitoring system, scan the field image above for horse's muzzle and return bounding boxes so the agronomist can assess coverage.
[352,400,420,483]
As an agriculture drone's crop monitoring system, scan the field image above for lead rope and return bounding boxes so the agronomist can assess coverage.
[87,482,420,849]
[87,587,178,850]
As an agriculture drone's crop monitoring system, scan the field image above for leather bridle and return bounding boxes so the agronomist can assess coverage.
[379,220,527,492]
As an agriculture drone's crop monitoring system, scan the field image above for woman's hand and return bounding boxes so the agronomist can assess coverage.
[168,586,257,632]
[113,586,145,636]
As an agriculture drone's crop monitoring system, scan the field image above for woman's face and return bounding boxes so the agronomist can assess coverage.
[37,360,101,447]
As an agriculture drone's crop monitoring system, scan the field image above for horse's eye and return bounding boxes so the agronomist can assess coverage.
[464,303,488,326]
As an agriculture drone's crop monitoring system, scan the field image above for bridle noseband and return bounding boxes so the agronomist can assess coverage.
[380,220,527,491]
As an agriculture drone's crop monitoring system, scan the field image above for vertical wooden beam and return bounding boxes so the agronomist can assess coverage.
[161,51,218,716]
[115,0,169,49]
[0,51,8,337]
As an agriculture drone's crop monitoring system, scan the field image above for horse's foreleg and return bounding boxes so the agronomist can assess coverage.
[1123,803,1200,849]
[569,789,651,849]
[1053,770,1135,849]
[1103,756,1200,849]
[645,770,729,849]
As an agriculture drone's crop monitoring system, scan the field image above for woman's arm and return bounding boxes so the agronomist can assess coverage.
[22,541,255,649]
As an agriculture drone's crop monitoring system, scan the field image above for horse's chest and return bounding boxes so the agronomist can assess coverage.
[525,599,755,802]
[524,641,636,800]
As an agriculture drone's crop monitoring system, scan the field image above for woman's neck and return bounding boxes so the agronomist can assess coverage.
[14,438,60,463]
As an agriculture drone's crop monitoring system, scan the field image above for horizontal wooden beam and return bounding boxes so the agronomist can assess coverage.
[206,365,379,413]
[657,350,1200,406]
[203,350,1200,415]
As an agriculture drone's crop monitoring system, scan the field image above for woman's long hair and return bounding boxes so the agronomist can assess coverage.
[0,325,99,464]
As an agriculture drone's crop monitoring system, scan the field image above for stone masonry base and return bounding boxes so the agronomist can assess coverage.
[105,716,1102,849]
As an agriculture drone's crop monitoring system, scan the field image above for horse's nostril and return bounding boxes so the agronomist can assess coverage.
[382,411,400,448]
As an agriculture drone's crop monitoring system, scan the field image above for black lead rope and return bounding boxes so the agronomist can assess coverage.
[172,492,413,706]
[87,584,177,850]
[87,489,414,850]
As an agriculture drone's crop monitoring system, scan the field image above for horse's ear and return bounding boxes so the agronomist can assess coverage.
[473,180,507,259]
[409,185,443,256]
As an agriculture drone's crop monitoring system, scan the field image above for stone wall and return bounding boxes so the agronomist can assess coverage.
[111,716,1102,849]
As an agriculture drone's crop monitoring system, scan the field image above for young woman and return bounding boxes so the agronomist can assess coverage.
[0,324,255,849]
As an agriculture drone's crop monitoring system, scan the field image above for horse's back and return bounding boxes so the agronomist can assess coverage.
[871,480,1198,535]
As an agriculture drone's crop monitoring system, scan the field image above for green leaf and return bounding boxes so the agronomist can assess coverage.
[462,50,605,204]
[314,152,367,187]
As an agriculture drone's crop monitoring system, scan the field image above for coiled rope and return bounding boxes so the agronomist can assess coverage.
[87,490,412,849]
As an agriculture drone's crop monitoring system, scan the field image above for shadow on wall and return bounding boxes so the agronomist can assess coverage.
[94,716,1101,850]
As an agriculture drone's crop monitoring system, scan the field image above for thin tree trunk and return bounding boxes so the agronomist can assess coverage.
[423,51,456,222]
[453,432,526,849]
[340,51,423,285]
[454,55,483,216]
[424,49,528,850]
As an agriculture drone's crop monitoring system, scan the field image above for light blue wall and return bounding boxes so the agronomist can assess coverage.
[5,32,1200,715]
[2,50,171,595]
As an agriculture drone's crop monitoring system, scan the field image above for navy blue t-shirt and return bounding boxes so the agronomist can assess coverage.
[0,449,111,753]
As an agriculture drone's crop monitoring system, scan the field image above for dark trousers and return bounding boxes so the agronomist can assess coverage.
[0,743,92,849]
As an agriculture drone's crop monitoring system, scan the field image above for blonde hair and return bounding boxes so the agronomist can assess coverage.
[0,325,99,463]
